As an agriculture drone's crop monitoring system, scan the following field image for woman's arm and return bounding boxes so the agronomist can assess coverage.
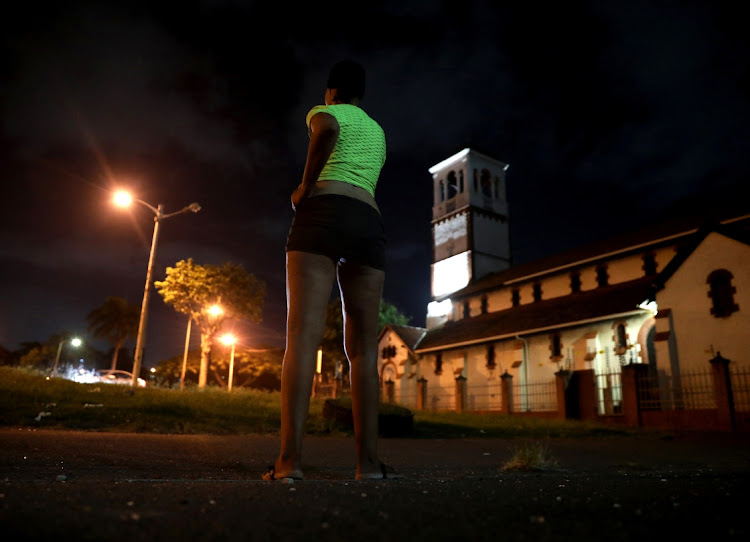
[292,112,340,209]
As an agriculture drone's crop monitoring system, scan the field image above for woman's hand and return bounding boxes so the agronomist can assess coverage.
[291,183,308,211]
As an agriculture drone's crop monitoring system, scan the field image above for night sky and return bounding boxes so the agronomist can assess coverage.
[1,1,748,366]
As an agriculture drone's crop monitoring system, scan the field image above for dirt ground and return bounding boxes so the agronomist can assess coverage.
[1,428,749,541]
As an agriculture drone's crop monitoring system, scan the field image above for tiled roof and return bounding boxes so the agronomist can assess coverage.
[380,324,427,351]
[444,212,750,301]
[416,277,655,352]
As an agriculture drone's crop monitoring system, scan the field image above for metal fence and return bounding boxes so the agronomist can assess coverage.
[730,364,750,413]
[637,369,716,410]
[512,379,557,412]
[467,380,503,411]
[426,385,456,411]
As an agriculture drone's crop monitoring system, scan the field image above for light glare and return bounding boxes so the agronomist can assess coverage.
[113,190,133,207]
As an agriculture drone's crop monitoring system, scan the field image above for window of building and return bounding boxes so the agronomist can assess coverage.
[511,288,520,307]
[614,323,628,355]
[381,345,397,359]
[480,169,492,197]
[447,171,458,200]
[707,269,739,317]
[473,169,478,192]
[596,265,609,287]
[486,344,496,369]
[643,253,657,276]
[570,272,581,293]
[533,283,542,302]
[439,180,445,202]
[481,295,488,314]
[550,334,562,360]
[458,170,464,193]
[435,353,443,375]
[463,301,470,319]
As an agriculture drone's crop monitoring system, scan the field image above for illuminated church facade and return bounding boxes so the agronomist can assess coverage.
[378,148,750,413]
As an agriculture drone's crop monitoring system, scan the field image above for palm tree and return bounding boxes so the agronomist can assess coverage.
[86,297,140,371]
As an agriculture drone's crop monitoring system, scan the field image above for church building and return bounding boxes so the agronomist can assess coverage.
[378,148,750,414]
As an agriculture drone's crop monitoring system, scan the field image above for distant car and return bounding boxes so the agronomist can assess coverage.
[94,369,147,388]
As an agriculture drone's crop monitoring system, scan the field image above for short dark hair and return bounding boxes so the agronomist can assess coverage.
[326,59,366,101]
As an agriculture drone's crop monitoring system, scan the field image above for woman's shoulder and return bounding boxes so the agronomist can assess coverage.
[306,105,330,125]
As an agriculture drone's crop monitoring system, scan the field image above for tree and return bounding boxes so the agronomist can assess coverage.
[155,258,265,388]
[320,298,411,378]
[86,296,140,371]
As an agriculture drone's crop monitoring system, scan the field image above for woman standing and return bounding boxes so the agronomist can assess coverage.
[263,59,401,481]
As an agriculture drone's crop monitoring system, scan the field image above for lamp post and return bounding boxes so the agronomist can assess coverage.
[114,190,201,387]
[220,333,237,392]
[52,337,82,376]
[180,304,222,391]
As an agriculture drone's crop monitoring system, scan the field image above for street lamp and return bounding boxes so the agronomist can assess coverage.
[180,304,223,391]
[220,333,237,392]
[114,189,201,387]
[52,337,82,376]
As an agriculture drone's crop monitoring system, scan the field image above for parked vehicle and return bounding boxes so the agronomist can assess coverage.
[94,369,147,388]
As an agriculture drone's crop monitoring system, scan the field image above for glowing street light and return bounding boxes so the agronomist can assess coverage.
[52,337,82,376]
[114,189,201,387]
[180,304,223,391]
[220,333,237,392]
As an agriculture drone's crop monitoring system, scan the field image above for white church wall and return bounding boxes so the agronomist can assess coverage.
[656,233,750,371]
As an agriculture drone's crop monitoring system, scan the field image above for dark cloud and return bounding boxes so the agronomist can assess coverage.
[1,1,748,363]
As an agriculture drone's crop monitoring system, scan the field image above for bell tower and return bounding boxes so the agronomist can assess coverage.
[426,148,511,327]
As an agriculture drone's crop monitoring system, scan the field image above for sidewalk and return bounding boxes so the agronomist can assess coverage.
[1,428,749,541]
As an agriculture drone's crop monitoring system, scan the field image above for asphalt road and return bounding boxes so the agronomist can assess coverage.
[1,428,749,541]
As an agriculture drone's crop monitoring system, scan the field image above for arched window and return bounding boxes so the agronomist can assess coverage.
[533,283,542,302]
[642,253,657,276]
[707,269,739,317]
[570,272,581,293]
[486,344,496,369]
[480,169,492,197]
[447,171,458,200]
[439,180,445,202]
[458,170,464,193]
[596,265,609,287]
[550,334,562,359]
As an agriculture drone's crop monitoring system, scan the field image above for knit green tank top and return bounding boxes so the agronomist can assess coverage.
[306,104,386,197]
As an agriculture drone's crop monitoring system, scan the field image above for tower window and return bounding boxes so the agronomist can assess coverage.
[480,169,492,197]
[381,345,397,359]
[596,265,609,287]
[707,269,739,317]
[439,180,445,202]
[643,253,657,276]
[511,288,520,307]
[614,323,627,354]
[463,301,470,319]
[459,170,464,193]
[435,353,443,375]
[570,272,581,293]
[447,171,458,200]
[533,283,542,302]
[481,295,488,314]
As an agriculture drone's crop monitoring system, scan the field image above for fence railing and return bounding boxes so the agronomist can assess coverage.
[512,379,557,412]
[637,369,716,410]
[467,381,503,411]
[730,365,750,413]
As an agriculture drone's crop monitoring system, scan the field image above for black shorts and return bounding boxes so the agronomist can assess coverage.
[286,194,386,270]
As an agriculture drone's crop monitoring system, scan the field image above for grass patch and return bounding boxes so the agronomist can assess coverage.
[0,366,639,439]
[502,441,559,471]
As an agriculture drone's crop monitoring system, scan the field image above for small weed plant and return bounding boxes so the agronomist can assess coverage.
[502,441,559,471]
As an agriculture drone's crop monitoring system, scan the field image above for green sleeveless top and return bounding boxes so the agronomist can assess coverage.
[306,104,386,197]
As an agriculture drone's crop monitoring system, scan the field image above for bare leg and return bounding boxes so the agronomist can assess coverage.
[272,251,336,479]
[337,260,386,479]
